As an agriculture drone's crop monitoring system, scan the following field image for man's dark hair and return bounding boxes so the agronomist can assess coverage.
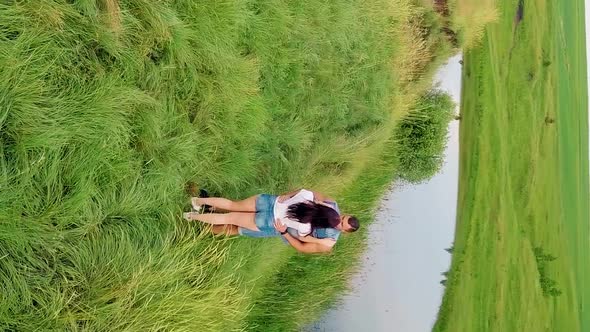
[347,216,360,232]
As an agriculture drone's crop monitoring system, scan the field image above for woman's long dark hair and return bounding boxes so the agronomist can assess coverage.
[286,201,340,231]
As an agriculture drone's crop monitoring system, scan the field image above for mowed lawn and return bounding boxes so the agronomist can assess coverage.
[434,0,589,331]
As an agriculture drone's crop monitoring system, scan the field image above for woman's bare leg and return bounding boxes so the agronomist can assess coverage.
[192,195,258,212]
[211,225,240,236]
[185,212,259,232]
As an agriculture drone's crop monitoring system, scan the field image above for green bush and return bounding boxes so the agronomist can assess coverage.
[534,247,562,297]
[394,89,455,183]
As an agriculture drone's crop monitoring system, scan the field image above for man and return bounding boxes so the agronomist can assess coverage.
[183,188,359,254]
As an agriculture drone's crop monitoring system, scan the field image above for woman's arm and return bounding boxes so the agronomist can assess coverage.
[310,190,334,203]
[277,188,302,203]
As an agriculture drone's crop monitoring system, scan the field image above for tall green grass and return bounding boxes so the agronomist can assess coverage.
[0,0,452,330]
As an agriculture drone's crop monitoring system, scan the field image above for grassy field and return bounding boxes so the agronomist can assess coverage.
[0,0,454,330]
[434,0,589,331]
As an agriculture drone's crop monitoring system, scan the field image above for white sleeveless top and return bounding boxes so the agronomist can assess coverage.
[274,189,314,236]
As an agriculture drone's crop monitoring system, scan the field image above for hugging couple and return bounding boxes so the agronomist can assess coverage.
[183,188,359,254]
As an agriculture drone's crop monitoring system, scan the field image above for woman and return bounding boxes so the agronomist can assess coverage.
[182,189,359,243]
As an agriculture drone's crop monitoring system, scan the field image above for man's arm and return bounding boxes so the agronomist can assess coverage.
[297,235,337,247]
[282,233,333,254]
[275,219,333,253]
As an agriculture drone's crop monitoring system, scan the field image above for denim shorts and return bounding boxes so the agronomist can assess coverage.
[238,194,280,237]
